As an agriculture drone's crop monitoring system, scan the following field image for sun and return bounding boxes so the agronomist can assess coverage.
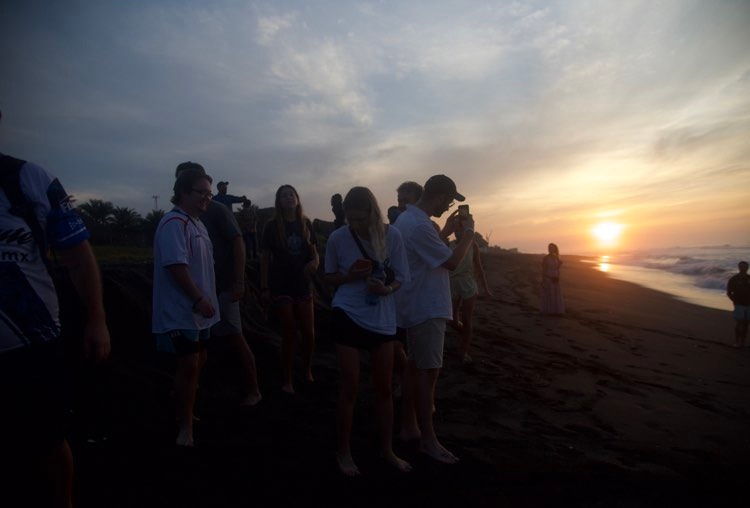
[591,221,624,247]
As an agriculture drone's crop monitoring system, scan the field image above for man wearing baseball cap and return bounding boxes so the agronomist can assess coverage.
[393,174,474,464]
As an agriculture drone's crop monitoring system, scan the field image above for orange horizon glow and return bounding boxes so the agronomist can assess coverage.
[591,221,625,249]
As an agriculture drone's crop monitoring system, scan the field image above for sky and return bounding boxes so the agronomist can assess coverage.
[1,0,748,254]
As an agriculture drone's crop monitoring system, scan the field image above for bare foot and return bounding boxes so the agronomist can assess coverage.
[398,427,421,443]
[419,440,459,464]
[462,353,473,365]
[176,427,194,447]
[336,453,361,477]
[281,383,295,395]
[382,451,412,473]
[305,370,315,383]
[241,392,262,406]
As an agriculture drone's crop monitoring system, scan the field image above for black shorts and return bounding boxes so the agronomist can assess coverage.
[0,340,70,457]
[331,307,395,350]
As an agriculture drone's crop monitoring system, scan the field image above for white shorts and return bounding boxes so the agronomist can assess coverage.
[406,318,446,369]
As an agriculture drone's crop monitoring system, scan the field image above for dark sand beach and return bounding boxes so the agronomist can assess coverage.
[61,253,748,507]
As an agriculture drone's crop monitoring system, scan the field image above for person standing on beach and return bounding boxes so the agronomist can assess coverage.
[449,228,492,364]
[260,185,319,394]
[540,243,565,315]
[324,187,412,476]
[175,163,262,407]
[1,114,111,505]
[152,169,219,446]
[726,261,750,348]
[394,174,475,464]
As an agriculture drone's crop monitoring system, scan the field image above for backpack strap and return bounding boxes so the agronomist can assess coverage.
[0,153,50,262]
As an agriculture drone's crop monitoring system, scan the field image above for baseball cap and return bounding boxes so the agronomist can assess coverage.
[174,161,206,178]
[424,175,465,202]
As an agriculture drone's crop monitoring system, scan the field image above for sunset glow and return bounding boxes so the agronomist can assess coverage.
[591,222,625,248]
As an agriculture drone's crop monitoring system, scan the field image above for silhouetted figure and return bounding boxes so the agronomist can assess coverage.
[394,174,474,464]
[323,186,412,476]
[331,193,345,229]
[236,198,259,260]
[540,243,565,315]
[449,228,491,364]
[387,205,400,225]
[1,110,111,508]
[213,181,246,211]
[260,185,319,394]
[727,261,750,348]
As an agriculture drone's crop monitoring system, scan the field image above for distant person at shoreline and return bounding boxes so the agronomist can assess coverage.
[726,261,750,348]
[175,163,262,407]
[260,185,319,394]
[324,186,411,476]
[152,169,219,446]
[394,174,475,464]
[331,193,345,229]
[213,181,246,211]
[1,122,111,506]
[449,228,492,364]
[540,243,565,315]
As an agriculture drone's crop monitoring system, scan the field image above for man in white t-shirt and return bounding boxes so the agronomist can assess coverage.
[152,169,218,446]
[394,174,475,464]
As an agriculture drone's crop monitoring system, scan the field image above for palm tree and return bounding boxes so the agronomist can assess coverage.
[77,199,115,244]
[143,209,165,246]
[111,207,142,245]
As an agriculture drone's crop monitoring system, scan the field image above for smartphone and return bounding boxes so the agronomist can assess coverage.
[458,204,470,219]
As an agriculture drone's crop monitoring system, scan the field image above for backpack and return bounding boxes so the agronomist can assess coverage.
[0,153,49,262]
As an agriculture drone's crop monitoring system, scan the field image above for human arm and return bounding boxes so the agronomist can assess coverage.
[442,215,475,271]
[57,240,111,363]
[472,243,492,296]
[304,244,320,276]
[166,264,216,318]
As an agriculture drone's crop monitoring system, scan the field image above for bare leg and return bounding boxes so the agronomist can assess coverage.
[371,342,411,473]
[175,352,201,446]
[398,355,420,442]
[335,344,361,476]
[392,340,407,396]
[225,333,262,405]
[448,298,464,332]
[42,438,74,508]
[275,304,297,394]
[417,367,458,464]
[736,320,749,348]
[459,296,477,362]
[294,299,316,383]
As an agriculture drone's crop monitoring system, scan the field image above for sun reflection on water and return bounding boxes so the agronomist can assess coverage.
[598,255,611,272]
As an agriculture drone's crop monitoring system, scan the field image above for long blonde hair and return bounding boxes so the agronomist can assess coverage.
[343,186,386,261]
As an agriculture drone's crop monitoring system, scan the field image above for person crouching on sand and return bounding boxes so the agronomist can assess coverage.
[324,187,412,476]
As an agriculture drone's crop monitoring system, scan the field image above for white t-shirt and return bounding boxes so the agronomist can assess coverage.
[393,205,453,328]
[325,225,409,335]
[152,208,220,333]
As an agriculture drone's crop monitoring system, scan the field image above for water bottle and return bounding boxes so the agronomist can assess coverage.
[366,263,385,305]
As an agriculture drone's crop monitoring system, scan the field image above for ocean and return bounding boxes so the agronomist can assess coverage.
[580,245,749,311]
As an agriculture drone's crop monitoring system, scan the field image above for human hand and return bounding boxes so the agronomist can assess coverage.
[366,276,388,295]
[442,210,460,237]
[195,298,216,318]
[83,320,111,364]
[304,260,318,276]
[347,259,373,281]
[460,214,475,233]
[231,281,245,302]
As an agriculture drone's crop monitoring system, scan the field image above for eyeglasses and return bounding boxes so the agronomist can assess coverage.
[447,200,455,209]
[192,189,213,199]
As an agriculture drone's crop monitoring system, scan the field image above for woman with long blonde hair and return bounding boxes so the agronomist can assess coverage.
[260,185,319,394]
[324,186,412,476]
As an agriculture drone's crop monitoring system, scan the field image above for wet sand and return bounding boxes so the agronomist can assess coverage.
[65,253,749,507]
